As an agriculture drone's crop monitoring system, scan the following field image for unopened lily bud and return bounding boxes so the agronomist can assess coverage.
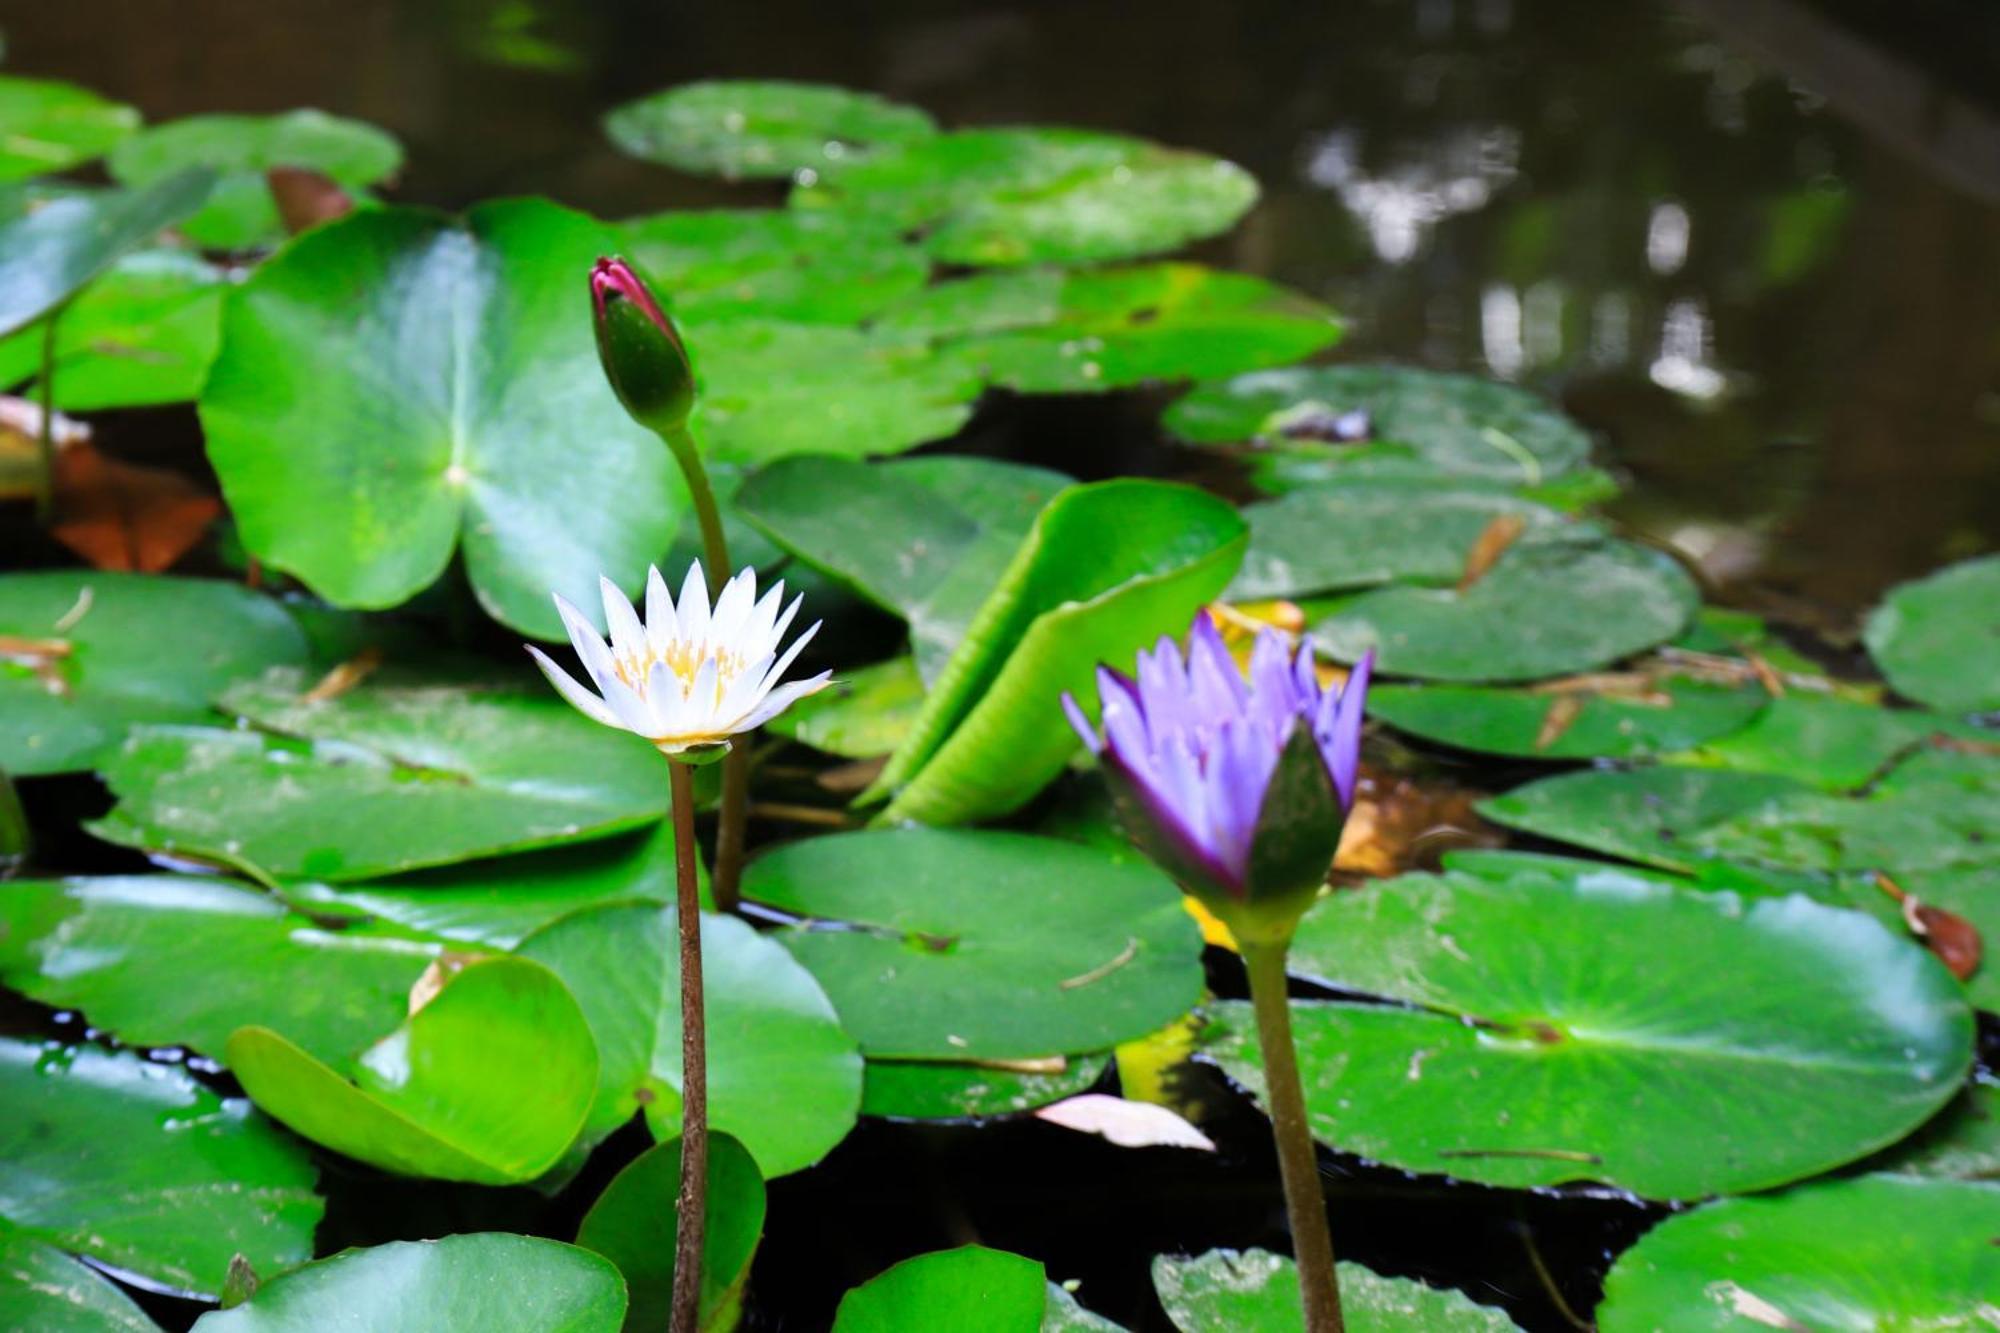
[590,256,695,435]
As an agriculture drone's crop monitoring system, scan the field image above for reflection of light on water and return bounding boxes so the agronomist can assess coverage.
[1481,284,1523,379]
[1650,298,1728,399]
[1646,201,1689,274]
[1304,126,1519,263]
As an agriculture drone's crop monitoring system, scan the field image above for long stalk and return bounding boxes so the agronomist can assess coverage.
[1242,940,1345,1333]
[662,422,749,914]
[34,309,60,524]
[667,760,709,1333]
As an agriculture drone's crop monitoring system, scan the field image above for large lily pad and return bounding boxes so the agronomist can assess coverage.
[0,874,441,1065]
[0,168,215,341]
[830,1246,1047,1332]
[227,955,598,1185]
[1862,555,2000,715]
[0,1231,156,1332]
[90,668,667,880]
[198,199,682,637]
[516,904,862,1177]
[1203,867,1974,1199]
[1152,1250,1520,1332]
[0,571,310,776]
[190,1233,628,1332]
[0,76,140,182]
[605,81,937,181]
[1595,1175,2000,1330]
[1310,528,1699,682]
[799,127,1259,268]
[1165,365,1594,486]
[743,828,1203,1061]
[0,1039,321,1297]
[0,248,225,409]
[618,209,927,324]
[107,110,403,249]
[1668,691,1984,790]
[1369,676,1769,762]
[868,480,1246,825]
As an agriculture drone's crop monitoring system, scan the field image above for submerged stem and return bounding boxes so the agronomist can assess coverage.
[663,421,748,915]
[34,309,60,524]
[1242,940,1345,1333]
[667,760,709,1333]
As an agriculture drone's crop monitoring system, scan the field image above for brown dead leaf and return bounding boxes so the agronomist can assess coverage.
[304,647,384,703]
[1336,770,1501,878]
[1877,873,1983,982]
[48,442,220,572]
[1457,513,1527,592]
[267,166,355,235]
[1532,694,1587,750]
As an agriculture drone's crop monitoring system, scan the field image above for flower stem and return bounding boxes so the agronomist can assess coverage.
[1242,940,1344,1333]
[667,760,709,1333]
[662,421,748,915]
[34,309,60,524]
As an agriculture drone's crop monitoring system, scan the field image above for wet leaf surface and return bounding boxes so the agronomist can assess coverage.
[605,80,937,181]
[0,1230,158,1332]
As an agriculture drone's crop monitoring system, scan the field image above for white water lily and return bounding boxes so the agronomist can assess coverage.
[529,562,831,757]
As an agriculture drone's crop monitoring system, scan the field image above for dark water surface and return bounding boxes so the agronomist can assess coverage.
[5,2,1999,1329]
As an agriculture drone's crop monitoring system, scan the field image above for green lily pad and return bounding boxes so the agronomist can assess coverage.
[869,480,1246,825]
[1668,691,1986,790]
[1863,555,2000,714]
[1673,606,1836,684]
[0,1231,157,1333]
[618,209,927,324]
[90,668,667,880]
[1043,1282,1125,1331]
[107,110,402,249]
[1229,482,1565,600]
[735,454,1071,681]
[1595,1175,2000,1331]
[800,127,1259,268]
[198,199,681,637]
[1165,365,1594,486]
[871,268,1063,340]
[0,76,141,182]
[831,1246,1047,1332]
[0,1039,321,1297]
[0,874,441,1065]
[227,955,598,1185]
[1476,766,1818,873]
[744,828,1202,1061]
[1310,528,1699,682]
[1204,867,1974,1199]
[575,1132,765,1333]
[944,265,1340,393]
[861,1052,1113,1121]
[605,81,937,181]
[765,654,925,758]
[0,248,225,409]
[1369,677,1769,762]
[516,904,862,1177]
[1152,1249,1521,1331]
[0,168,215,341]
[1871,1078,2000,1181]
[189,1233,628,1332]
[0,571,310,776]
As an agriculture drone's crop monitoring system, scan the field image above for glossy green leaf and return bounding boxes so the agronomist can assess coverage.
[1862,555,2000,714]
[190,1233,627,1332]
[0,874,441,1064]
[0,168,214,341]
[0,249,225,409]
[0,1039,321,1297]
[619,209,927,324]
[1668,691,1985,790]
[1476,766,1818,873]
[227,955,598,1184]
[831,1246,1047,1332]
[91,668,667,880]
[1152,1250,1520,1332]
[0,1232,157,1333]
[1871,1078,2000,1180]
[1228,482,1564,599]
[801,128,1259,267]
[0,571,309,776]
[107,110,402,249]
[944,264,1340,392]
[605,80,936,180]
[1596,1175,2000,1331]
[1165,365,1594,486]
[575,1132,765,1333]
[516,904,862,1177]
[745,828,1202,1060]
[199,200,682,637]
[764,654,924,758]
[735,455,1071,681]
[870,480,1246,825]
[1369,677,1768,762]
[862,1052,1113,1121]
[1310,528,1699,681]
[1203,868,1974,1198]
[0,77,141,182]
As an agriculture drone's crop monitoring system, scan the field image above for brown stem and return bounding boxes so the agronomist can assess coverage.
[667,761,708,1333]
[1242,941,1345,1333]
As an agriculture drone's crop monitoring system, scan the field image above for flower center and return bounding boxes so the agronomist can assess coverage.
[614,638,749,705]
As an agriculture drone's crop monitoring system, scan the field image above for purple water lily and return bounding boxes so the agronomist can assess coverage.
[1065,612,1371,929]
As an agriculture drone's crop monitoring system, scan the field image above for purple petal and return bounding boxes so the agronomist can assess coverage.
[1102,747,1244,899]
[1135,635,1191,741]
[1187,613,1248,709]
[1098,666,1151,761]
[1246,630,1297,735]
[1062,691,1101,753]
[1315,650,1373,808]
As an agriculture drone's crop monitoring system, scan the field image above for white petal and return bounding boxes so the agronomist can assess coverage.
[685,654,722,731]
[599,671,661,737]
[768,591,804,648]
[644,566,679,651]
[742,580,786,653]
[715,651,776,723]
[645,658,688,734]
[678,562,711,644]
[756,619,820,695]
[710,567,758,643]
[600,575,647,662]
[737,671,832,730]
[555,594,621,696]
[526,647,619,727]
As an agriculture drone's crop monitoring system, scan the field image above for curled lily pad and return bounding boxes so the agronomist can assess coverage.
[1152,1249,1520,1331]
[0,76,140,182]
[0,248,226,409]
[830,1246,1047,1331]
[605,80,937,181]
[1862,555,2000,714]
